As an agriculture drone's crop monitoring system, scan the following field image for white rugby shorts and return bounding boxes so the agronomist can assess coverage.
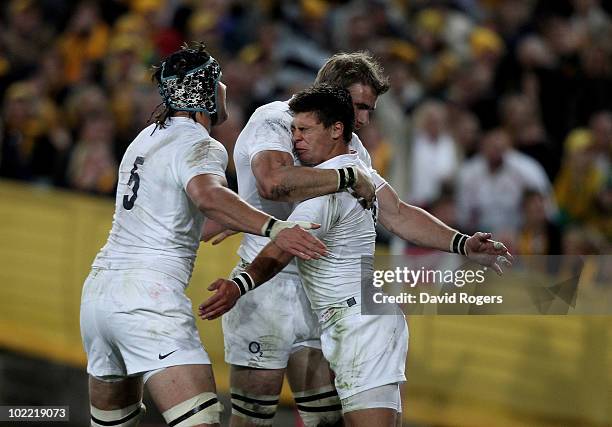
[320,307,408,400]
[222,261,321,369]
[80,268,210,378]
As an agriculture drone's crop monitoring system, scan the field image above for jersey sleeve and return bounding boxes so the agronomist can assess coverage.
[371,169,388,193]
[288,195,337,239]
[174,138,228,190]
[246,110,294,164]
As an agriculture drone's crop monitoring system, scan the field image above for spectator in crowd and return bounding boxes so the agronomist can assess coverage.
[457,128,554,246]
[1,0,54,79]
[517,189,562,255]
[554,128,606,227]
[67,113,118,195]
[499,93,557,179]
[450,109,481,159]
[57,1,109,84]
[0,81,71,185]
[408,99,459,207]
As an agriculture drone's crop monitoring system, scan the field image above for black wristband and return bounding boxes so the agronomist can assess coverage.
[451,232,469,256]
[263,217,277,237]
[346,167,356,188]
[337,168,347,190]
[231,272,255,296]
[231,277,247,296]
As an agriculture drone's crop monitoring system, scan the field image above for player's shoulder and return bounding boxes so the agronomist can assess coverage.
[252,100,290,116]
[235,100,293,156]
[316,153,367,171]
[163,121,225,156]
[249,101,291,126]
[186,135,228,160]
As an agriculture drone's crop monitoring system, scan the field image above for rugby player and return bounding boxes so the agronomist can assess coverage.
[79,43,326,427]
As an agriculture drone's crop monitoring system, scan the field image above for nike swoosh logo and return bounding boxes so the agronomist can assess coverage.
[158,350,178,360]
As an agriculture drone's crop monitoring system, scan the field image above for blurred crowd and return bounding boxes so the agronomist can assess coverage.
[0,0,610,259]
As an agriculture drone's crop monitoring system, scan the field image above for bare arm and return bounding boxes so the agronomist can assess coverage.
[252,150,374,204]
[377,184,513,273]
[244,242,294,286]
[199,241,294,320]
[187,173,271,235]
[377,184,455,250]
[187,173,326,259]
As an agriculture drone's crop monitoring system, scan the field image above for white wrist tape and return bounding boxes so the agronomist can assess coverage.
[261,217,313,241]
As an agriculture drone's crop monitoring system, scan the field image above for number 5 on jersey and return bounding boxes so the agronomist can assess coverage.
[123,156,145,210]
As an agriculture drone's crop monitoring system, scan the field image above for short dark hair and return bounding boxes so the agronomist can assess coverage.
[289,85,355,143]
[150,42,214,128]
[314,51,389,95]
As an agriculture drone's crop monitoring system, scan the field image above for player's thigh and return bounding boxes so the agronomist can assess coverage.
[89,375,143,410]
[147,364,216,411]
[343,408,397,427]
[230,364,286,395]
[287,348,343,427]
[287,346,334,392]
[147,364,222,427]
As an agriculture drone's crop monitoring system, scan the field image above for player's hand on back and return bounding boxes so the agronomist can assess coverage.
[199,278,241,320]
[465,232,514,275]
[269,221,326,260]
[351,166,376,209]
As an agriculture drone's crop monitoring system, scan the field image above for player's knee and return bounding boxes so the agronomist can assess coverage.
[90,402,146,427]
[294,385,343,427]
[230,387,279,426]
[162,392,223,427]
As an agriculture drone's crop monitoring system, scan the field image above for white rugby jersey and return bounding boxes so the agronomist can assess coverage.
[234,100,386,272]
[287,153,377,312]
[93,117,228,284]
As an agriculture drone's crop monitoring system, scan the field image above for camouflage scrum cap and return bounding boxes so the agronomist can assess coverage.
[158,55,222,115]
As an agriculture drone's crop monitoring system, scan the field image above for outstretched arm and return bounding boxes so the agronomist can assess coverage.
[377,184,512,274]
[199,241,294,320]
[377,184,456,249]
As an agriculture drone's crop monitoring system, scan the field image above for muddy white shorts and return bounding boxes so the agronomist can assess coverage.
[80,268,210,378]
[320,306,408,400]
[222,260,321,369]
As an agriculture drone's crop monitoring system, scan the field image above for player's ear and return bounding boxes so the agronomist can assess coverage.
[331,121,343,140]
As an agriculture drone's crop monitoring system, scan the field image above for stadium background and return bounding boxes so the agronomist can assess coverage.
[0,0,610,426]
